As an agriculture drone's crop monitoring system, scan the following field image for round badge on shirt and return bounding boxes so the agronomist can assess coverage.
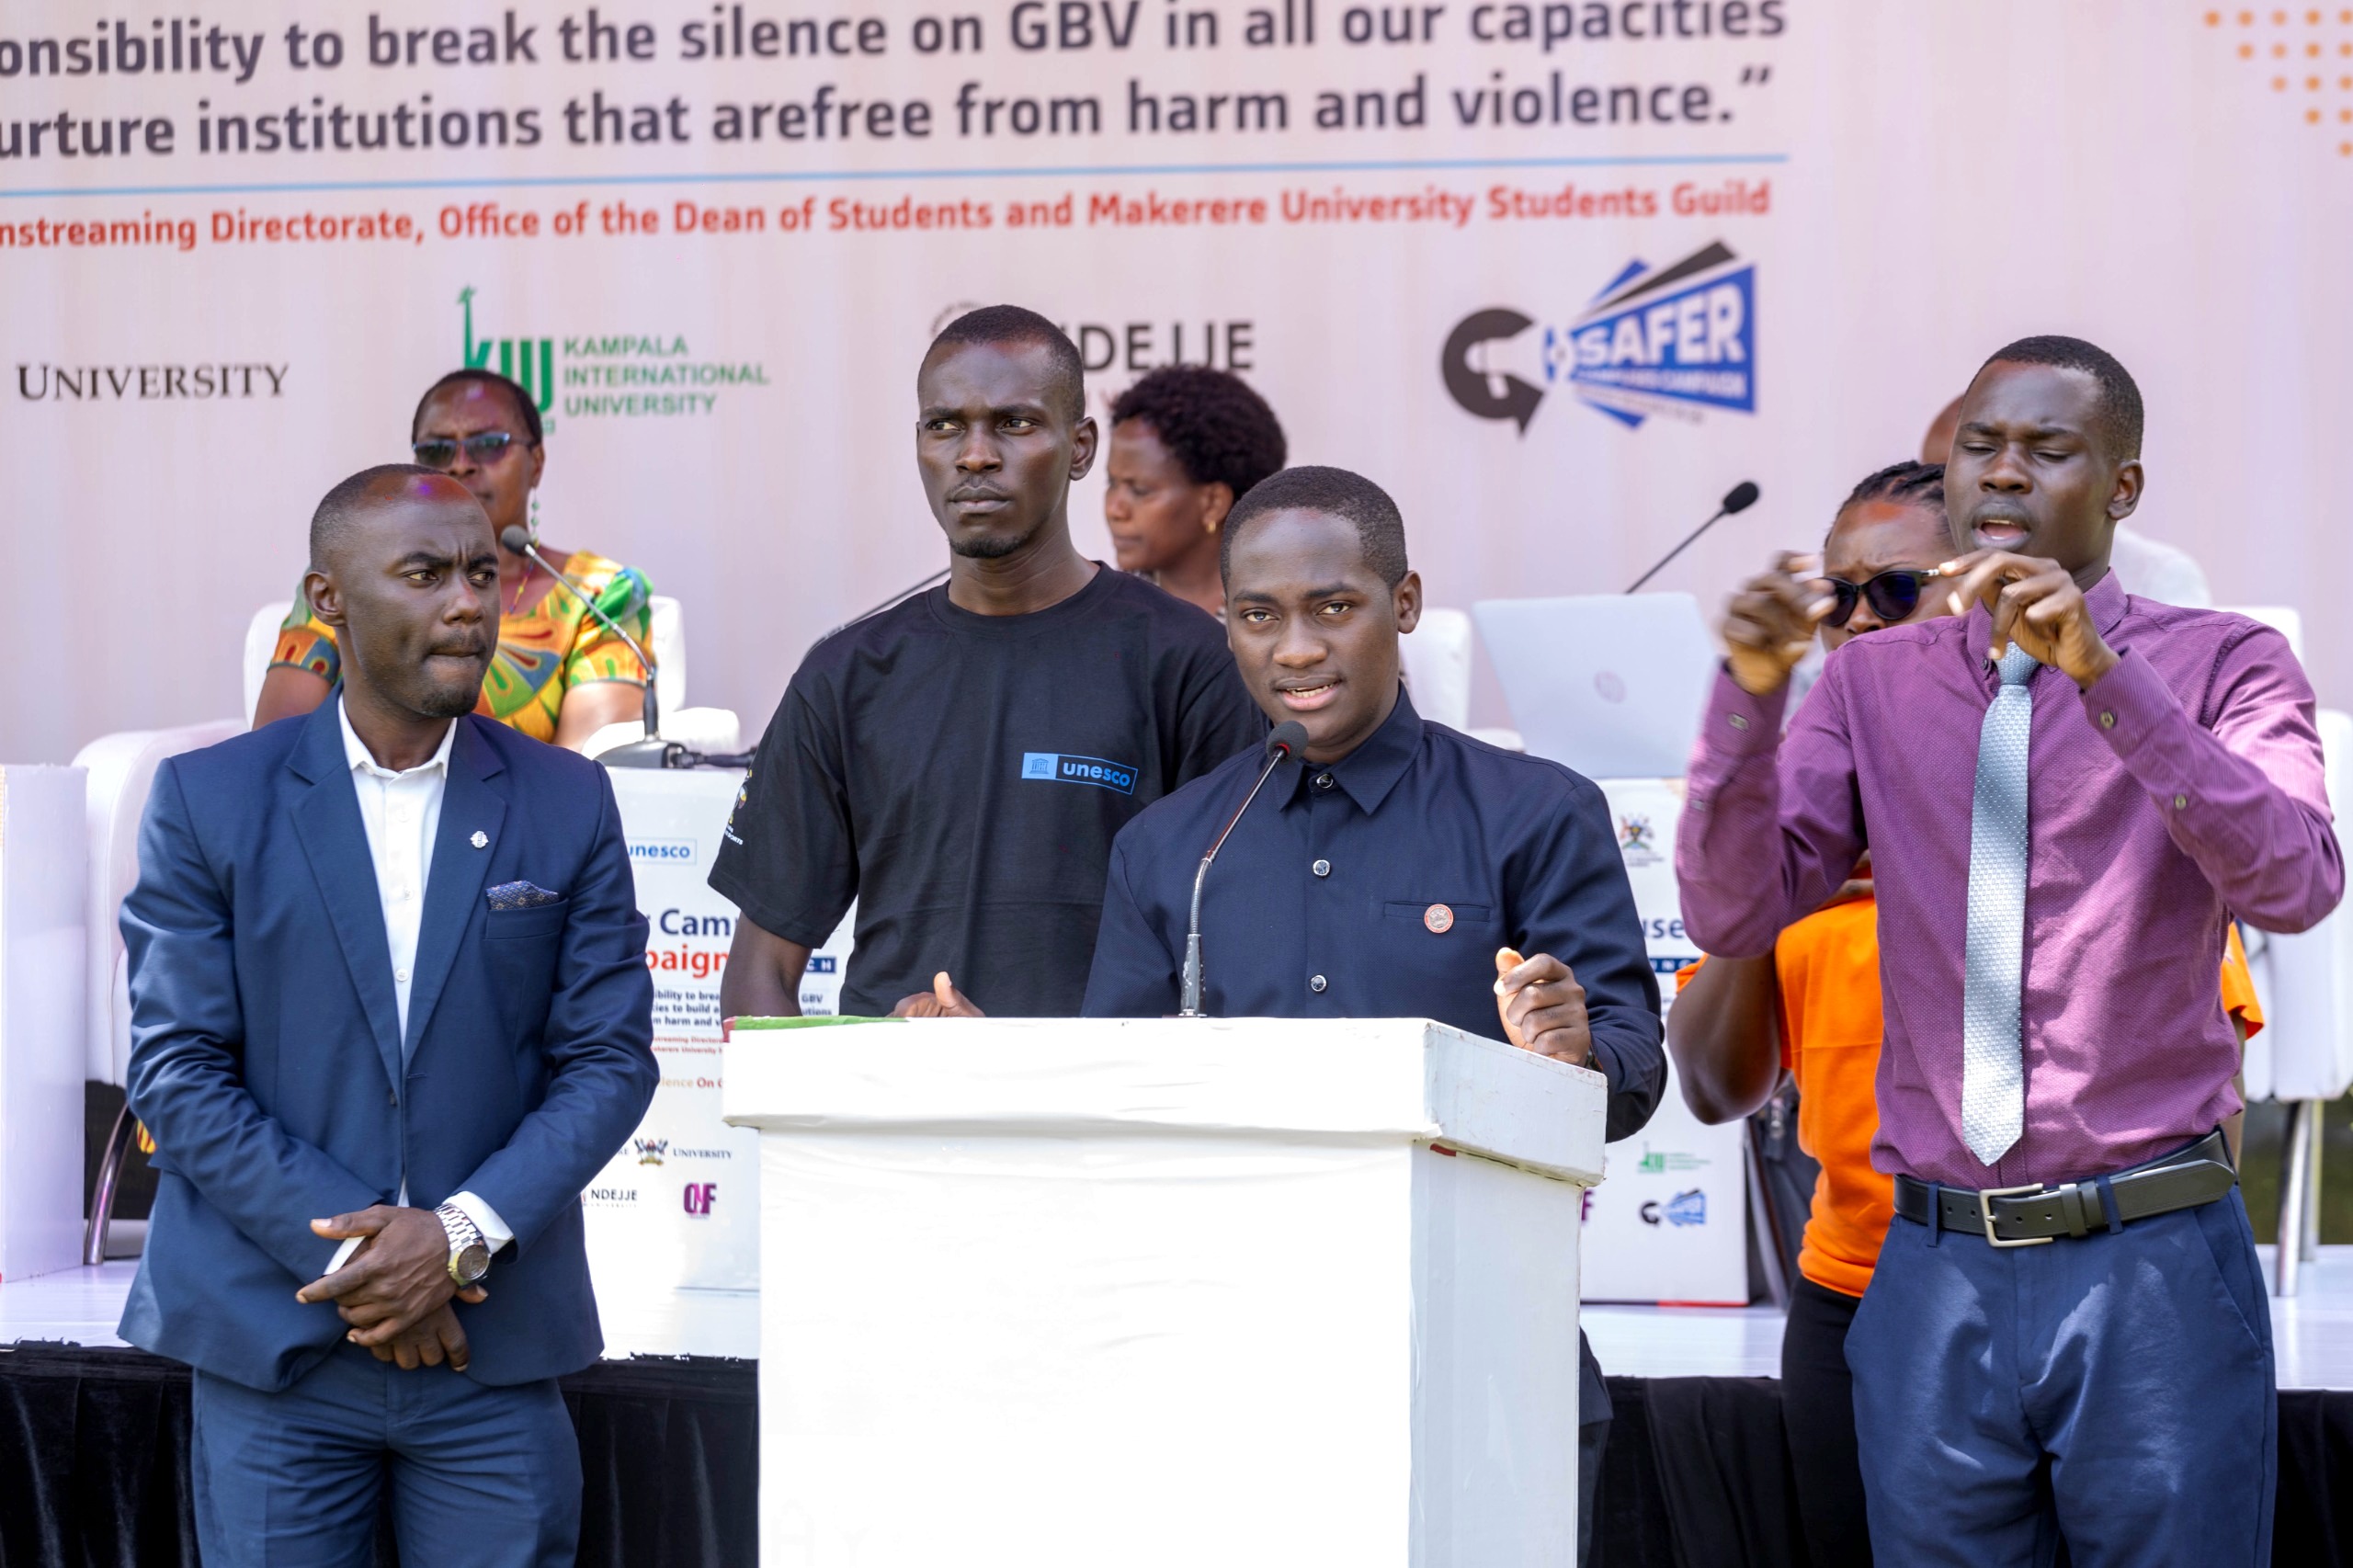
[1425,903,1455,934]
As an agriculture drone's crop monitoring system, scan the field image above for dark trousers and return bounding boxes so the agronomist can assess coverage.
[1782,1275,1872,1568]
[192,1343,581,1568]
[1847,1189,2275,1566]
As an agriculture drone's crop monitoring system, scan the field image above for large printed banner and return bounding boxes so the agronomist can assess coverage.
[9,2,2347,767]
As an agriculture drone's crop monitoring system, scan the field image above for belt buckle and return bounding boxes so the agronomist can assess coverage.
[1977,1183,2054,1247]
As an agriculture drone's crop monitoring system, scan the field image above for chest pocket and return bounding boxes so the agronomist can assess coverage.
[1371,899,1503,996]
[483,898,567,1039]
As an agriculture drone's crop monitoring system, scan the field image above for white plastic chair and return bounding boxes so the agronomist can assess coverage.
[1400,606,1523,751]
[73,720,243,1263]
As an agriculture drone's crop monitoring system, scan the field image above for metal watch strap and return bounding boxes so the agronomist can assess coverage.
[435,1202,487,1283]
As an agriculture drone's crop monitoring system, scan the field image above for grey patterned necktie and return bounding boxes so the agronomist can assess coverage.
[1961,643,2040,1166]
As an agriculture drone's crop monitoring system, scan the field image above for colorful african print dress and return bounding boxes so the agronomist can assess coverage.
[270,551,654,745]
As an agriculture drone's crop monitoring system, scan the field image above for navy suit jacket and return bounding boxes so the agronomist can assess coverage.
[119,704,658,1392]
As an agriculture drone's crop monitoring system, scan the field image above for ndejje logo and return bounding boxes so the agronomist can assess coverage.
[456,285,771,426]
[1441,241,1756,433]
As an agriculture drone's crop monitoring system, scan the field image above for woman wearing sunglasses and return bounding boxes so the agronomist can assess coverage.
[1665,460,2263,1568]
[254,368,654,750]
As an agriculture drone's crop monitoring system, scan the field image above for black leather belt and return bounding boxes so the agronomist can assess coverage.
[1891,1131,2236,1247]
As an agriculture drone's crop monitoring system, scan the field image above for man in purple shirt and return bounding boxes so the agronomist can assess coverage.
[1677,335,2341,1564]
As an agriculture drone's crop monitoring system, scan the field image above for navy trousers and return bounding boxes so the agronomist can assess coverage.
[1846,1188,2275,1567]
[191,1344,581,1568]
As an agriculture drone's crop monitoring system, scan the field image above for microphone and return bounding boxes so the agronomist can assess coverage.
[1179,721,1309,1018]
[499,525,667,767]
[815,566,951,649]
[1623,481,1761,594]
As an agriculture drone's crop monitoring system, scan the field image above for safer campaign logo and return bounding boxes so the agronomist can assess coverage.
[456,285,771,429]
[1440,241,1756,434]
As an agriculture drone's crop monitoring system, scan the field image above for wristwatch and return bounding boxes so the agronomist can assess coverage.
[435,1203,492,1288]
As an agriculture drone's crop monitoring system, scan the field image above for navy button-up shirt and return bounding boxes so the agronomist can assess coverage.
[1082,686,1665,1143]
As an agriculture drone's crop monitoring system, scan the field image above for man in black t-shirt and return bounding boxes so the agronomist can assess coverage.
[711,306,1264,1018]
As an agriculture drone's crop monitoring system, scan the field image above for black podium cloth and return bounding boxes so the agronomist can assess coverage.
[0,1346,755,1568]
[3,1346,2344,1567]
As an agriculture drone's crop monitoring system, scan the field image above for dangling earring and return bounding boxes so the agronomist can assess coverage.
[528,488,541,547]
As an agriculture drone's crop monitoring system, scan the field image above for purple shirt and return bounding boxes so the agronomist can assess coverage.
[1677,573,2342,1187]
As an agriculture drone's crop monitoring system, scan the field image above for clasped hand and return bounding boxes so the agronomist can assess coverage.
[295,1205,486,1372]
[1494,947,1593,1067]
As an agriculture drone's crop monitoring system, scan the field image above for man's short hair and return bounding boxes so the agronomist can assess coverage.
[1222,465,1410,588]
[1109,366,1288,499]
[925,304,1085,422]
[1979,335,2144,460]
[309,462,448,571]
[412,368,544,446]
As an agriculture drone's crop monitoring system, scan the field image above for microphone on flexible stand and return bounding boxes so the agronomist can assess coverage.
[814,566,951,650]
[1179,720,1310,1018]
[499,526,673,768]
[1623,481,1761,593]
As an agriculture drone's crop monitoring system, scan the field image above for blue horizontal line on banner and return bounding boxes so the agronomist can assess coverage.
[0,151,1788,201]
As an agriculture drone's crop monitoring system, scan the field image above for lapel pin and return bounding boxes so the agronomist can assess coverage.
[471,830,488,849]
[1424,903,1455,934]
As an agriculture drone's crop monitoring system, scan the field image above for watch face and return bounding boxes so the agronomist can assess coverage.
[454,1243,492,1285]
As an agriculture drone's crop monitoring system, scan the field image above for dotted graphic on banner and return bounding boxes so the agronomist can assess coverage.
[2208,6,2353,153]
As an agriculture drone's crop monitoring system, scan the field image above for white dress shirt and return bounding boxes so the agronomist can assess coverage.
[326,698,511,1271]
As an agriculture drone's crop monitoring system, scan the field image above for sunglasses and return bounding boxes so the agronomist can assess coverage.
[412,432,524,470]
[1823,568,1944,629]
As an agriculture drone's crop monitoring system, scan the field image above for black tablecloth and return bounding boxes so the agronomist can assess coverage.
[3,1345,2343,1567]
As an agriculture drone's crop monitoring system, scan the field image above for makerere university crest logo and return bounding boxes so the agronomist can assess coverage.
[1441,241,1756,433]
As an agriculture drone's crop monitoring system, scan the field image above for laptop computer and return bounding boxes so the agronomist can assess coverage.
[1472,593,1720,779]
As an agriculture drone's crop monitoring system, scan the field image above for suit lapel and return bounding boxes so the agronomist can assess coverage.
[287,703,404,1092]
[404,718,506,1061]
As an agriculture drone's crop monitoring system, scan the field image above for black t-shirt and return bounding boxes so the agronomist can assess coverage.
[710,566,1265,1017]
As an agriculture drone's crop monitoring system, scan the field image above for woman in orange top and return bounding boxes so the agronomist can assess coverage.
[1668,461,2262,1568]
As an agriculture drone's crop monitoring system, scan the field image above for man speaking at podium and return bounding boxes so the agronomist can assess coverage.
[1081,466,1664,1565]
[714,306,1261,1019]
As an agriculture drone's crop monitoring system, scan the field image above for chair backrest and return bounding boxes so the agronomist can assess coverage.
[73,721,244,1085]
[244,601,293,722]
[1400,607,1473,732]
[2251,705,2353,1102]
[242,593,688,721]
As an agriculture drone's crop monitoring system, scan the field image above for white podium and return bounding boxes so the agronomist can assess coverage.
[723,1016,1608,1568]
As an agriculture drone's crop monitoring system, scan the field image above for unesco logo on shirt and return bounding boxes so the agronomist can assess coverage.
[1021,752,1138,795]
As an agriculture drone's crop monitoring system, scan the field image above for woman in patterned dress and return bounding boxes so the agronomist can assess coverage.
[253,368,654,750]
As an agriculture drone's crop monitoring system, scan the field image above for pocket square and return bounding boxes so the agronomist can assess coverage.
[487,881,563,911]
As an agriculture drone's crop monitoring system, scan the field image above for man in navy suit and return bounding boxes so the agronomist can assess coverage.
[119,464,658,1567]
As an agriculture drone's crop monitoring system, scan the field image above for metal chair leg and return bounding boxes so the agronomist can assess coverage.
[2275,1098,2317,1297]
[84,1101,134,1267]
[1744,1123,1790,1312]
[2303,1099,2325,1265]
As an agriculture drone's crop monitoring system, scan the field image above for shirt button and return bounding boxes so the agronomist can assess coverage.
[1309,974,1328,994]
[1313,858,1331,878]
[2098,711,2117,730]
[395,967,409,983]
[2174,794,2188,811]
[1728,714,1749,732]
[1313,772,1336,790]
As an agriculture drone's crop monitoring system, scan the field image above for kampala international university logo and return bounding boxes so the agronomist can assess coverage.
[456,285,771,429]
[1441,241,1756,433]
